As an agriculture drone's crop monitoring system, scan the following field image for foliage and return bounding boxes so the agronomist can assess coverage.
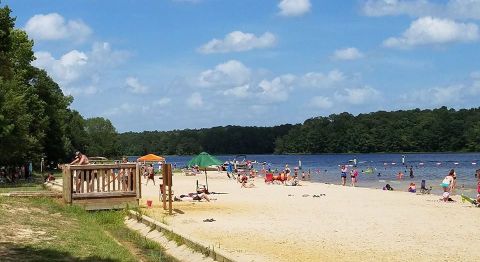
[275,107,480,153]
[0,4,103,168]
[117,124,295,155]
[84,117,119,157]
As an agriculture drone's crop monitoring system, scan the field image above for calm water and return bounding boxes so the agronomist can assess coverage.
[134,153,480,196]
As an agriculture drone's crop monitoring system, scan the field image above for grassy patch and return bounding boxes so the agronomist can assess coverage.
[0,174,47,193]
[0,197,175,262]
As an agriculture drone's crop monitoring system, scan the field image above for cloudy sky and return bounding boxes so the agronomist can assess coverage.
[5,0,480,132]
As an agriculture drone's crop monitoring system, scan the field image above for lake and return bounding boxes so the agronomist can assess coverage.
[134,153,480,196]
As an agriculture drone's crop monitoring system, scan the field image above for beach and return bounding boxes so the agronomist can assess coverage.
[140,171,480,262]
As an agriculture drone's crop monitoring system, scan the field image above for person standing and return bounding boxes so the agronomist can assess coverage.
[350,170,356,187]
[298,159,302,171]
[146,164,155,185]
[28,161,33,179]
[409,166,414,178]
[70,151,90,192]
[451,169,457,194]
[340,165,348,186]
[441,170,455,201]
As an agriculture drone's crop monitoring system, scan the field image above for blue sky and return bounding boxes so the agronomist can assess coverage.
[4,0,480,132]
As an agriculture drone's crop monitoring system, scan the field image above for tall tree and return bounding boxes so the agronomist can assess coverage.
[84,117,119,157]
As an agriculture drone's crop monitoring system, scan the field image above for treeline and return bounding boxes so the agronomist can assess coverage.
[0,5,118,167]
[275,107,480,153]
[118,125,295,156]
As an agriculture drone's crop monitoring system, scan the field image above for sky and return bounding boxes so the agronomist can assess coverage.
[3,0,480,132]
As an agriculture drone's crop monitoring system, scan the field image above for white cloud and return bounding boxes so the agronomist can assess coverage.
[104,103,140,116]
[278,0,312,17]
[198,31,276,54]
[198,60,251,87]
[332,47,365,60]
[258,74,296,102]
[362,0,480,20]
[309,96,333,109]
[300,70,345,88]
[187,92,204,108]
[223,85,250,98]
[404,73,480,106]
[125,77,149,94]
[25,13,92,42]
[33,42,129,96]
[335,86,381,105]
[33,50,88,84]
[383,16,479,48]
[154,98,172,106]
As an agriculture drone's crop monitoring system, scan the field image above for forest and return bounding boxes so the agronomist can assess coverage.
[0,6,117,167]
[2,4,480,172]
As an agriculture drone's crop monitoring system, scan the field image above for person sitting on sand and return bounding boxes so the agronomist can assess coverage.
[408,183,416,193]
[286,174,300,186]
[383,184,394,191]
[442,192,455,202]
[240,174,248,187]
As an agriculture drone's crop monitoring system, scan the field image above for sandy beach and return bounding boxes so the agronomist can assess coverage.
[140,171,480,262]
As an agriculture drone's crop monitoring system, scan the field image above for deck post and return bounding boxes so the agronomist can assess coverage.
[63,165,72,204]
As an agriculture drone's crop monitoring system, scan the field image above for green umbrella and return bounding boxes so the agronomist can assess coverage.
[187,152,222,192]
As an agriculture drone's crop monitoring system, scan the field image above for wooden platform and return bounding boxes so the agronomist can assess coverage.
[63,163,141,210]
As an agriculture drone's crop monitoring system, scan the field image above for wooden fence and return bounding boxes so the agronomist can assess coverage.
[63,163,141,210]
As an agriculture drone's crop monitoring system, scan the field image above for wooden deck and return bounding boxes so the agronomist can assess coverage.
[63,163,141,210]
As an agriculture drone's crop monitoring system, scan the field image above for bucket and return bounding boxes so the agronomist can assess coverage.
[146,200,153,208]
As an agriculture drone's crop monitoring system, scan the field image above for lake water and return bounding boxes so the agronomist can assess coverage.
[134,153,480,196]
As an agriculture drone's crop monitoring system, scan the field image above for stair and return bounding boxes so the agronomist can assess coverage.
[125,217,216,262]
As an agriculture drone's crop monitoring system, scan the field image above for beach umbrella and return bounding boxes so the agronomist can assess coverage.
[137,154,165,162]
[187,152,222,191]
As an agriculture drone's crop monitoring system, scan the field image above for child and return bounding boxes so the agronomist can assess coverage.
[408,182,416,193]
[397,171,404,180]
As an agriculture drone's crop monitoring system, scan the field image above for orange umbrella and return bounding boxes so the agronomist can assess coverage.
[137,154,165,162]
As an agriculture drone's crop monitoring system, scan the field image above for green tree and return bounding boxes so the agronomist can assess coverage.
[84,117,119,157]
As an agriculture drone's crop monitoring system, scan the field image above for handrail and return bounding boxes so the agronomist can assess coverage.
[63,163,141,205]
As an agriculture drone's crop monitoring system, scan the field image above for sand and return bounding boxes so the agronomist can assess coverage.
[140,171,480,262]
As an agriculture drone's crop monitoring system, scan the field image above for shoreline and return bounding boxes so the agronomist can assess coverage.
[140,171,480,261]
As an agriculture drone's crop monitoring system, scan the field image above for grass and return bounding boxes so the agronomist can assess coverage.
[0,174,48,193]
[0,188,176,261]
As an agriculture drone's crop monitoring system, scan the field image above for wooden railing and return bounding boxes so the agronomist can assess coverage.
[63,163,141,210]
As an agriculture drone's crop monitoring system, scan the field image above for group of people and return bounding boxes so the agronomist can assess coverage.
[340,165,359,187]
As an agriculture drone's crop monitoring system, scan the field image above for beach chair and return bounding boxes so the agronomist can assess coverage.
[265,173,274,184]
[420,180,431,194]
